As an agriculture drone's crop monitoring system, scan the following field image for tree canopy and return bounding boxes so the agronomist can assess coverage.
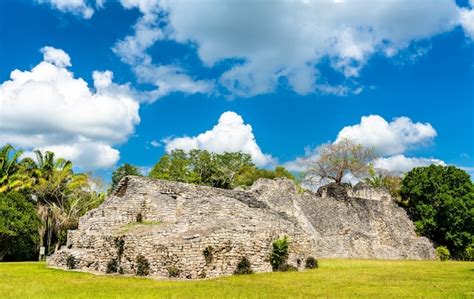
[400,165,474,259]
[149,149,295,189]
[110,163,142,192]
[304,138,376,185]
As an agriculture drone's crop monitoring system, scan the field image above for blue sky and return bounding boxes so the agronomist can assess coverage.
[1,0,473,181]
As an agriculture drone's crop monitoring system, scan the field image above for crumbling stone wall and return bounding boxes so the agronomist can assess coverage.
[48,176,434,279]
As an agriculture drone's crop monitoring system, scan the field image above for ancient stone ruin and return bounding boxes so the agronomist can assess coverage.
[48,176,435,279]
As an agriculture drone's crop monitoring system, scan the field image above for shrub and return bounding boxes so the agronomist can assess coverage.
[136,255,150,276]
[464,246,474,261]
[115,236,125,256]
[167,266,180,278]
[203,246,214,264]
[66,255,76,269]
[270,236,289,271]
[234,257,253,275]
[278,263,298,272]
[106,258,118,273]
[305,257,318,269]
[436,246,450,261]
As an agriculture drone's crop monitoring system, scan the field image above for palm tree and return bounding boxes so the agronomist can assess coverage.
[0,144,34,193]
[32,150,89,253]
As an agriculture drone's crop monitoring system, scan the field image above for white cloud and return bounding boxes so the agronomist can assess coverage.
[36,0,96,18]
[336,115,437,156]
[373,154,445,173]
[114,0,464,97]
[164,111,275,167]
[285,114,442,175]
[112,7,213,103]
[460,1,474,39]
[0,46,140,170]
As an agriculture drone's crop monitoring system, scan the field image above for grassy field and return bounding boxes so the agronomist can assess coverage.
[0,260,473,298]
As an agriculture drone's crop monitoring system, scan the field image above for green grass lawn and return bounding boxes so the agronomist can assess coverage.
[0,260,473,298]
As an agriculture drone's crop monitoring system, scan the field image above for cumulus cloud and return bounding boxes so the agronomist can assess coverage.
[36,0,98,18]
[113,0,465,97]
[460,1,474,39]
[164,111,275,167]
[373,155,445,173]
[285,114,442,175]
[0,46,140,170]
[336,115,437,156]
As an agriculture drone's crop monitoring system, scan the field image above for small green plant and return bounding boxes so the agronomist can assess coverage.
[66,255,76,269]
[136,255,150,276]
[465,245,474,261]
[270,236,289,271]
[114,236,125,256]
[106,259,118,273]
[167,266,180,278]
[234,257,253,275]
[203,246,214,264]
[305,257,318,269]
[436,246,450,261]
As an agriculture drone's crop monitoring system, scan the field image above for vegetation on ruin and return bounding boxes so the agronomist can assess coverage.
[148,149,296,189]
[1,260,473,298]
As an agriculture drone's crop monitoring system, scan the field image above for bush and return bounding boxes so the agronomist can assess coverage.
[203,246,214,264]
[305,257,318,269]
[278,263,298,272]
[66,255,76,269]
[136,255,150,276]
[270,236,289,271]
[234,257,253,275]
[436,246,450,261]
[106,258,118,273]
[465,246,474,261]
[167,266,180,278]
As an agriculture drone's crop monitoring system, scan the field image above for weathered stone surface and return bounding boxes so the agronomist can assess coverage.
[48,176,435,279]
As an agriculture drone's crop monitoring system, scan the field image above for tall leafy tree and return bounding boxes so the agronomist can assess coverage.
[0,192,40,261]
[110,163,142,192]
[400,165,474,258]
[0,144,34,193]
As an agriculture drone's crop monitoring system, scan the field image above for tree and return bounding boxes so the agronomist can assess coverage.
[0,192,40,261]
[149,150,296,189]
[365,166,402,200]
[400,165,474,258]
[110,163,142,192]
[305,138,376,185]
[0,144,34,193]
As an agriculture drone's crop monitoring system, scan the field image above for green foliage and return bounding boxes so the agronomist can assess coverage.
[149,149,296,189]
[270,236,289,271]
[66,255,76,269]
[400,165,474,258]
[305,257,318,269]
[106,259,118,274]
[233,257,253,275]
[167,266,180,278]
[0,145,106,260]
[203,246,214,264]
[136,255,150,276]
[465,245,474,261]
[365,166,402,200]
[109,163,142,193]
[435,246,450,261]
[0,192,40,261]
